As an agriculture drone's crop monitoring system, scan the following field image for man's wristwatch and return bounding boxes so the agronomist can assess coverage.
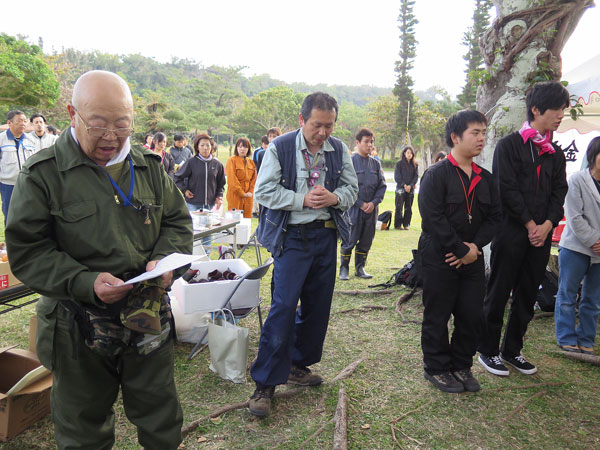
[334,195,340,207]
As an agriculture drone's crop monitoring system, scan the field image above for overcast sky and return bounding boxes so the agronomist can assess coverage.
[3,0,598,98]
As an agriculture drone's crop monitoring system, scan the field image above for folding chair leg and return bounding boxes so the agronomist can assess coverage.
[187,328,209,360]
[257,304,263,331]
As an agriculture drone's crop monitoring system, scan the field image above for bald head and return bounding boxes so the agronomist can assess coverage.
[68,71,134,166]
[72,70,133,111]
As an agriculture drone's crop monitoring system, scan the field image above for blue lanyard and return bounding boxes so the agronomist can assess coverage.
[102,156,137,209]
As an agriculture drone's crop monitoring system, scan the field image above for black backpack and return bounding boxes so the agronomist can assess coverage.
[378,210,392,230]
[536,268,558,312]
[370,249,421,289]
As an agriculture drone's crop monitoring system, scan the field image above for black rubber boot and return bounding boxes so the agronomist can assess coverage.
[339,253,351,280]
[355,252,372,279]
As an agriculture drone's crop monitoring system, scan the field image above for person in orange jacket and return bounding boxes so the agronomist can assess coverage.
[226,137,257,218]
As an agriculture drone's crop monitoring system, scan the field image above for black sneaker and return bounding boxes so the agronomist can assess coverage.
[248,385,275,417]
[500,354,537,375]
[424,371,465,393]
[478,354,510,376]
[452,368,481,392]
[287,365,323,386]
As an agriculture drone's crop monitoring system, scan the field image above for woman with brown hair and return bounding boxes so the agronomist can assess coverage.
[394,145,418,230]
[225,137,257,218]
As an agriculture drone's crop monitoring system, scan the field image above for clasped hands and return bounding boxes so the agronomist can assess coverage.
[445,242,481,269]
[93,260,173,304]
[526,220,552,247]
[303,185,338,209]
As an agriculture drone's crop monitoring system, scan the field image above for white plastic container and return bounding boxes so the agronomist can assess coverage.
[171,259,260,314]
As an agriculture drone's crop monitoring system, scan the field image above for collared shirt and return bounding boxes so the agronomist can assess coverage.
[0,129,36,184]
[255,130,358,225]
[27,131,58,152]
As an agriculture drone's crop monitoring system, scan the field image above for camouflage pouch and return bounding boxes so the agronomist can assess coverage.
[131,312,172,356]
[120,278,167,335]
[61,300,131,357]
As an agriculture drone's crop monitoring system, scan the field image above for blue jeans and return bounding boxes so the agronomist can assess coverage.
[251,226,337,386]
[555,246,600,348]
[1,183,14,226]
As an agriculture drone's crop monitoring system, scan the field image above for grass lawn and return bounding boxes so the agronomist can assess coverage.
[1,191,599,449]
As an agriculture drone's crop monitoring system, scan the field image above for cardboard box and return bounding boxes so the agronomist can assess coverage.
[0,347,52,442]
[171,259,260,314]
[0,261,22,290]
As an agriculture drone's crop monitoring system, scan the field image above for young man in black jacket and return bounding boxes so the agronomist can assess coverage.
[478,81,569,376]
[419,110,501,393]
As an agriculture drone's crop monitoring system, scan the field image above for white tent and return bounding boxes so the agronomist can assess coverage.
[555,54,600,177]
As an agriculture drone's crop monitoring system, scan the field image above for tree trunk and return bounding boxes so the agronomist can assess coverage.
[476,0,594,169]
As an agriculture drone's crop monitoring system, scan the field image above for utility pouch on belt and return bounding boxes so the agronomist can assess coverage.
[61,291,172,358]
[120,278,167,335]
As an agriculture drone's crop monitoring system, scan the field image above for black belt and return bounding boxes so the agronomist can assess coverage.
[288,220,327,229]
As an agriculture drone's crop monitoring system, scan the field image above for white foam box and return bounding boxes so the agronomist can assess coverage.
[212,218,252,245]
[171,259,260,314]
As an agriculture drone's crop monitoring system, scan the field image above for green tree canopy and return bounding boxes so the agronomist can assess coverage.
[0,34,59,107]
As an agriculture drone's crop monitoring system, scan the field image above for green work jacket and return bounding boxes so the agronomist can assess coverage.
[5,130,193,307]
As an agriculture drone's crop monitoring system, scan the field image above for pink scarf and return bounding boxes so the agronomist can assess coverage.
[519,121,555,155]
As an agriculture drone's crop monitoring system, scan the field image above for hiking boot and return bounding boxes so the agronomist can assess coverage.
[248,385,275,417]
[355,252,372,279]
[558,344,581,353]
[478,354,509,376]
[339,253,351,281]
[501,354,537,375]
[452,368,481,392]
[287,365,323,386]
[424,371,464,393]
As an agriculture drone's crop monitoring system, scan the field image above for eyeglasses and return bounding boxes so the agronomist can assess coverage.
[74,108,134,138]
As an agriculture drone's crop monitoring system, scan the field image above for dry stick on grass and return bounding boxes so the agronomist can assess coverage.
[390,398,434,424]
[399,428,424,446]
[487,381,565,392]
[555,351,600,366]
[502,389,548,421]
[390,425,406,449]
[335,289,395,295]
[337,305,390,314]
[333,386,348,450]
[181,358,366,438]
[296,419,335,449]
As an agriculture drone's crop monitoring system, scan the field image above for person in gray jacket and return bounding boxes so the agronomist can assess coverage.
[555,137,600,355]
[27,113,58,151]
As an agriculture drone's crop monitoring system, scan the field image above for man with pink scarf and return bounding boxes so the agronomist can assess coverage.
[478,81,569,377]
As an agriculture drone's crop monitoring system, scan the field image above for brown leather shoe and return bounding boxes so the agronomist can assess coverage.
[287,365,323,386]
[248,385,275,417]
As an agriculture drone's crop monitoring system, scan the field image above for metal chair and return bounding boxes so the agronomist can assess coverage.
[187,257,273,360]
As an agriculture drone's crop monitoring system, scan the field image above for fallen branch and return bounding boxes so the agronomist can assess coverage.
[337,305,390,314]
[391,399,434,424]
[331,357,367,382]
[502,389,548,421]
[390,425,405,449]
[488,381,565,392]
[399,428,424,446]
[395,287,421,311]
[182,358,366,438]
[333,386,348,450]
[336,289,395,295]
[296,419,334,449]
[555,351,600,366]
[531,312,553,320]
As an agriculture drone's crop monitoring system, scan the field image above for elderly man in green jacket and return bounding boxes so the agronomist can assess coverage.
[5,71,192,450]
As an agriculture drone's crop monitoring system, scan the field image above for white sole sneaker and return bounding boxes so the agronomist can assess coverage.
[500,355,538,375]
[477,355,509,376]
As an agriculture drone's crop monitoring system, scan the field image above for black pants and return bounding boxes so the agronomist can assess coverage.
[341,206,377,255]
[478,223,551,358]
[395,192,414,228]
[419,235,485,375]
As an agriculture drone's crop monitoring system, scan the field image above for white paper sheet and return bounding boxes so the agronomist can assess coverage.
[124,253,202,285]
